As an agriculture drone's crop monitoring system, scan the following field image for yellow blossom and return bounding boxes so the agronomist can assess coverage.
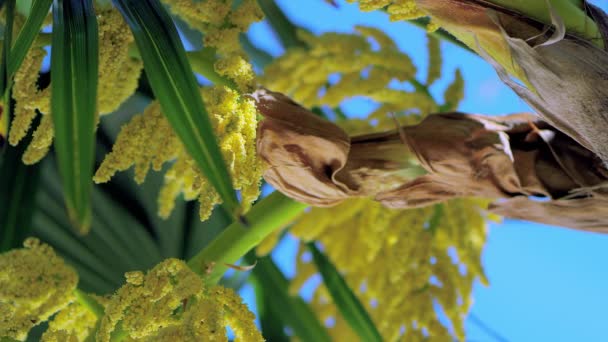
[426,35,441,85]
[9,47,50,146]
[97,258,263,341]
[288,198,490,341]
[443,68,465,111]
[95,86,263,221]
[161,0,263,90]
[262,27,440,118]
[350,0,428,20]
[97,6,143,115]
[0,238,78,341]
[40,296,107,342]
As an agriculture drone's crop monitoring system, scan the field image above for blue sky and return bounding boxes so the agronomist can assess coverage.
[246,1,608,341]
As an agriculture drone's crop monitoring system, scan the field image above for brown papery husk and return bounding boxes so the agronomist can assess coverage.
[254,88,608,233]
[418,0,608,167]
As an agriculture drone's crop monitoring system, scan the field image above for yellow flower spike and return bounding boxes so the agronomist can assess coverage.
[348,0,428,20]
[354,0,391,12]
[230,0,264,31]
[214,54,256,92]
[97,259,203,341]
[96,86,262,222]
[213,286,264,342]
[287,197,488,339]
[161,0,231,28]
[22,114,54,165]
[96,6,143,115]
[387,0,427,21]
[0,238,78,341]
[162,0,262,90]
[98,259,262,341]
[9,47,49,146]
[355,25,397,50]
[263,27,425,118]
[426,35,442,85]
[41,299,104,342]
[443,68,464,110]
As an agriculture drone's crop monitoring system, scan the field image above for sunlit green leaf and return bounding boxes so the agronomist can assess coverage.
[112,0,240,216]
[51,0,98,232]
[9,0,53,76]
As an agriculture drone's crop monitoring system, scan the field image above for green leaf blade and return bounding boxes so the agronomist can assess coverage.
[112,0,240,215]
[51,0,98,232]
[9,0,53,76]
[308,242,383,342]
[250,254,331,342]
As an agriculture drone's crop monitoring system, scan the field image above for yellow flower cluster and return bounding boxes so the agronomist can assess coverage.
[96,6,144,115]
[41,297,107,342]
[161,0,263,91]
[263,27,464,129]
[350,0,426,20]
[289,198,491,341]
[0,238,78,341]
[263,26,439,118]
[9,5,142,164]
[94,86,262,221]
[98,258,263,341]
[0,240,261,341]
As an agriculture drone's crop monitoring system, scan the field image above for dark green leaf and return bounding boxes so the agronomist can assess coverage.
[0,0,14,148]
[248,254,331,342]
[308,242,383,342]
[112,0,239,216]
[0,138,41,252]
[50,0,98,232]
[9,0,53,76]
[257,0,304,49]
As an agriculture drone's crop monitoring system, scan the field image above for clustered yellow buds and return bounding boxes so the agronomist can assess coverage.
[162,0,263,91]
[97,6,143,115]
[351,0,426,20]
[93,0,264,221]
[98,258,262,341]
[41,298,106,342]
[288,198,492,341]
[0,238,78,341]
[263,26,463,129]
[94,86,262,221]
[9,5,142,165]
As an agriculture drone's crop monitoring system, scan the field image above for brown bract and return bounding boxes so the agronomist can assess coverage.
[418,0,608,167]
[254,88,608,233]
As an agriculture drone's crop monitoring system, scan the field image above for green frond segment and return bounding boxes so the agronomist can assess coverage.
[112,0,240,216]
[50,0,98,233]
[0,141,41,252]
[257,0,303,49]
[308,242,383,342]
[488,0,600,44]
[0,0,15,148]
[187,192,307,286]
[250,255,332,342]
[9,0,53,77]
